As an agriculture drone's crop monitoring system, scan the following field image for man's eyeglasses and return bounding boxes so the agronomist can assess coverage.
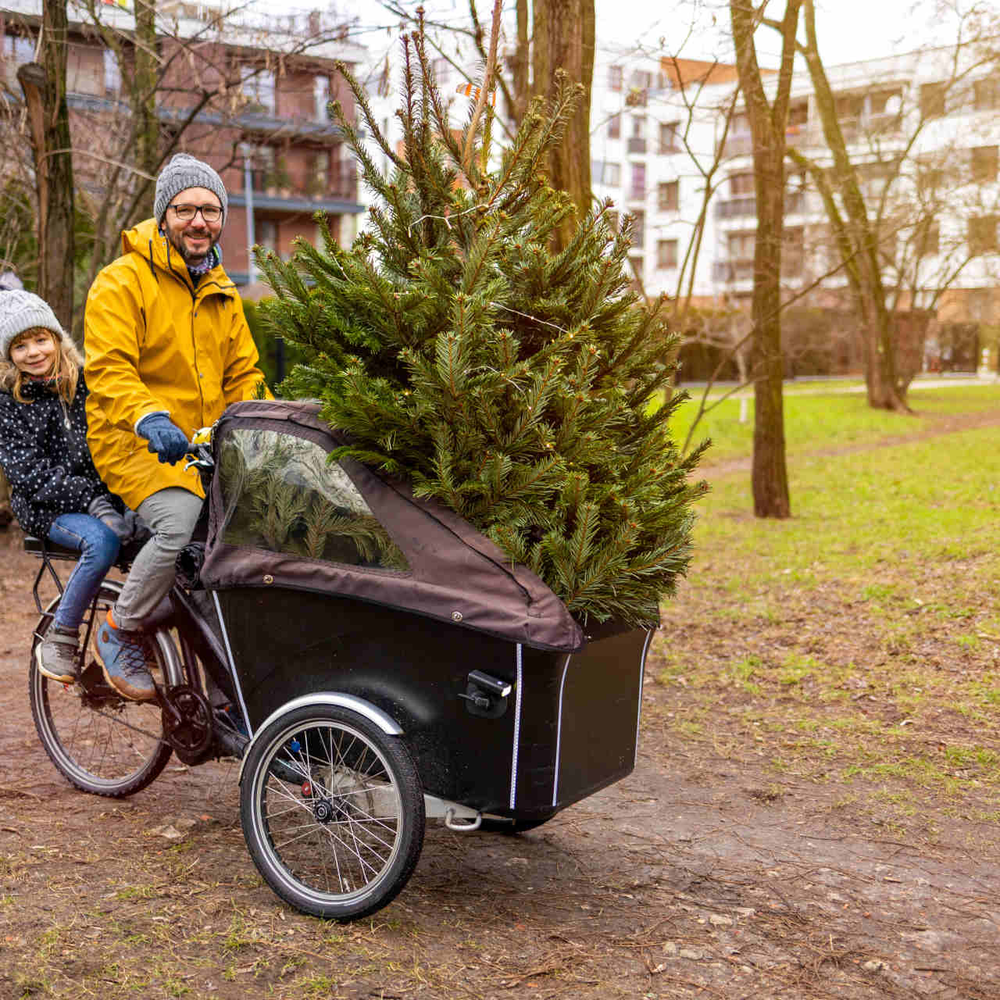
[169,203,223,223]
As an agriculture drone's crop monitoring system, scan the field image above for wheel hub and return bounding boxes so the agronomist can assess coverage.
[313,797,335,824]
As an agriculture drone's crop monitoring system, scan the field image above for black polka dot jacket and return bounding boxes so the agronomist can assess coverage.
[0,370,117,538]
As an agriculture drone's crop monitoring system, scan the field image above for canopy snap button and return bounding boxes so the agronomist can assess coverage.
[263,574,274,585]
[451,611,463,622]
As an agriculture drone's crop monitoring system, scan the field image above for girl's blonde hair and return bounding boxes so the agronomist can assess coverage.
[0,327,82,404]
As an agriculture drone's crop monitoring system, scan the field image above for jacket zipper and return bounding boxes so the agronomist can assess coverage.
[164,240,207,425]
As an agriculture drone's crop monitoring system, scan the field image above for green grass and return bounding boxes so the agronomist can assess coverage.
[667,380,1000,464]
[650,383,1000,821]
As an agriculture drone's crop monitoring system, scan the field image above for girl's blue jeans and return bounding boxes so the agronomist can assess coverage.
[47,513,120,631]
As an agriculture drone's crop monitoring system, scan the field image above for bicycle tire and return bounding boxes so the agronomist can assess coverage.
[240,704,424,921]
[29,581,173,797]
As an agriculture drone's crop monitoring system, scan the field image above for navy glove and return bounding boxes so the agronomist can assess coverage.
[137,414,190,465]
[123,508,152,546]
[88,495,130,541]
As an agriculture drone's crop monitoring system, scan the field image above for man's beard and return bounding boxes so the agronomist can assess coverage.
[167,226,219,267]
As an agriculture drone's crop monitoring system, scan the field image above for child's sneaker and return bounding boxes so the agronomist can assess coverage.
[94,609,157,701]
[36,628,80,684]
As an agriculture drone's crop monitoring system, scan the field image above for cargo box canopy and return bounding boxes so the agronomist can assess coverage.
[200,400,584,653]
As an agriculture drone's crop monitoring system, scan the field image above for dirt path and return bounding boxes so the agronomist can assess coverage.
[0,525,998,997]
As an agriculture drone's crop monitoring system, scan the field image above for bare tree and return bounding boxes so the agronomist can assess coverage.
[2,2,359,330]
[777,0,999,409]
[17,0,75,330]
[729,0,801,519]
[378,0,595,250]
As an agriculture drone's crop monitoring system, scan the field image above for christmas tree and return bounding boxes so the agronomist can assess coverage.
[256,28,708,628]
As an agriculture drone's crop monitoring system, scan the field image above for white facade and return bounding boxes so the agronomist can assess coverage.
[590,42,1000,313]
[358,28,1000,320]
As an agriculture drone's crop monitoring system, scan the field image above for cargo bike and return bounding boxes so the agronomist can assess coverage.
[26,400,654,920]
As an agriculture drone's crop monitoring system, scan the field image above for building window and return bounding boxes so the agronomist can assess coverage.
[968,215,998,254]
[308,150,330,198]
[258,219,278,253]
[868,88,902,123]
[656,239,678,269]
[314,74,330,122]
[972,145,998,183]
[728,230,755,261]
[974,78,1000,110]
[628,115,647,154]
[729,172,754,196]
[920,81,947,119]
[609,65,623,91]
[631,69,653,90]
[248,144,277,191]
[103,48,121,97]
[2,33,34,88]
[657,180,679,211]
[592,161,621,186]
[659,121,680,153]
[430,58,449,85]
[608,113,621,139]
[241,65,277,115]
[629,162,646,202]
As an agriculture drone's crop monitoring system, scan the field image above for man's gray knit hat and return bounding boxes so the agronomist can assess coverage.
[154,152,228,225]
[0,289,69,360]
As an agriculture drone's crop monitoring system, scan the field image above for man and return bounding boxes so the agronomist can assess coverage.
[85,152,268,700]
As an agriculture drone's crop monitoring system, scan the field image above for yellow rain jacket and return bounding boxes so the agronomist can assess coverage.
[84,218,268,510]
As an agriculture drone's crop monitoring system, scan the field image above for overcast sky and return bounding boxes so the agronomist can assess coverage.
[594,0,985,66]
[351,1,988,70]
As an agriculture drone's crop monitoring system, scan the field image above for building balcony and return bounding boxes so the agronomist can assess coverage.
[627,186,646,203]
[715,194,755,219]
[52,91,350,143]
[231,180,363,216]
[718,115,902,158]
[627,137,647,155]
[714,190,806,220]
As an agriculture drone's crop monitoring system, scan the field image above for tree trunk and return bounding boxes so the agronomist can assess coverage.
[19,0,75,332]
[508,0,529,124]
[531,0,594,250]
[730,0,800,518]
[797,0,906,412]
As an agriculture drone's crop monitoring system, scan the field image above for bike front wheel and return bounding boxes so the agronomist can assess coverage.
[29,582,173,797]
[240,704,424,921]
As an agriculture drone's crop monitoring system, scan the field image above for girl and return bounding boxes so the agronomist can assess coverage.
[0,290,132,687]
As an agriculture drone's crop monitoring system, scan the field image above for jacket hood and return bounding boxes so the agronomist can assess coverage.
[121,218,234,292]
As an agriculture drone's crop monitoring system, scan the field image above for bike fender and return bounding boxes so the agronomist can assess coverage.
[237,693,405,783]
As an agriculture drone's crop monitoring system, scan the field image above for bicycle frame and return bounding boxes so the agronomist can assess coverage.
[27,536,224,717]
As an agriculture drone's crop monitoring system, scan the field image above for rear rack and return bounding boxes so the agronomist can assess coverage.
[23,536,74,615]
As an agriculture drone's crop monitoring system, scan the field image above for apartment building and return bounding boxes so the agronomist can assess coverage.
[591,40,1000,344]
[0,0,366,287]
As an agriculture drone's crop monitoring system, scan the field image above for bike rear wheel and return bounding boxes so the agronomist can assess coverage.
[29,581,173,797]
[240,704,424,921]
